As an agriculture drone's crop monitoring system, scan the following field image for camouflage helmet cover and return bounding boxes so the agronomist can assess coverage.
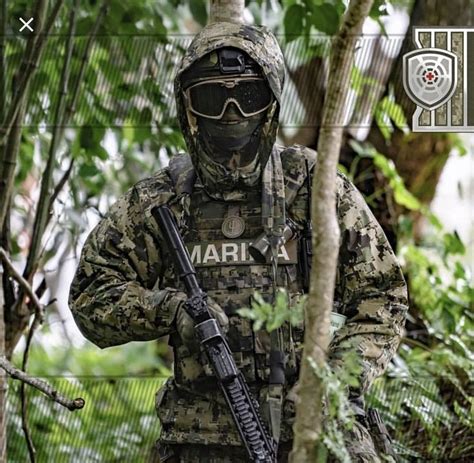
[174,22,286,196]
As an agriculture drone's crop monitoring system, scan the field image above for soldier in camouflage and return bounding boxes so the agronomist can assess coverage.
[69,22,408,463]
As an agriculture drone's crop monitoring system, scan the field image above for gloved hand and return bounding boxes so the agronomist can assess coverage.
[172,291,229,351]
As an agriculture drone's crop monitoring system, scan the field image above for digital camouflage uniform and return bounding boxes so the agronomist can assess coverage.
[69,22,408,463]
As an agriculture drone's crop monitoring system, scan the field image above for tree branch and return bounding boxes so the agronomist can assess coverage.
[48,157,74,212]
[0,0,64,144]
[21,302,44,463]
[15,3,81,447]
[0,356,85,411]
[0,0,6,125]
[0,248,43,311]
[290,1,375,461]
[209,0,244,24]
[0,1,8,457]
[24,0,108,282]
[23,0,79,281]
[0,0,59,234]
[61,0,109,134]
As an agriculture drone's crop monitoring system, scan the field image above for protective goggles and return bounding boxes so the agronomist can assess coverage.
[184,76,273,120]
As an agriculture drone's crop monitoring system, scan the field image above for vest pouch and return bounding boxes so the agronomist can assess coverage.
[157,379,241,446]
[222,313,258,382]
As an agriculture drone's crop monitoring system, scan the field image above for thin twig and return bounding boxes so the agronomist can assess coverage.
[0,0,52,233]
[0,0,6,125]
[1,202,15,313]
[0,357,85,411]
[19,273,46,463]
[61,0,109,135]
[0,0,65,143]
[20,291,56,462]
[21,380,35,461]
[21,310,44,463]
[23,0,78,282]
[0,248,43,311]
[48,157,75,212]
[24,0,108,286]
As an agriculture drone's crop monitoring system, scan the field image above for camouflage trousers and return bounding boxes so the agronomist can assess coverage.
[150,421,384,463]
[151,442,292,462]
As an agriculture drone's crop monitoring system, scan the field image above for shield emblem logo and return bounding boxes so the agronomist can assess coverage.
[403,48,458,111]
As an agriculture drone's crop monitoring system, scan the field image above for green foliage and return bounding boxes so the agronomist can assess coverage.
[188,0,208,26]
[310,2,341,36]
[374,92,409,141]
[283,0,345,43]
[237,289,305,331]
[350,67,379,96]
[15,341,171,378]
[284,4,306,43]
[362,149,474,461]
[239,289,362,462]
[7,377,166,462]
[7,0,187,260]
[7,342,171,461]
[308,355,361,463]
[349,141,421,210]
[400,235,472,343]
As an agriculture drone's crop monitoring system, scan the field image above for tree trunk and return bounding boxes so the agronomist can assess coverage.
[290,1,374,461]
[209,0,244,24]
[0,0,8,458]
[0,269,6,463]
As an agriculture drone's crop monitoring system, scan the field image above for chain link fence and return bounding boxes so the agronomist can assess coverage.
[6,375,473,462]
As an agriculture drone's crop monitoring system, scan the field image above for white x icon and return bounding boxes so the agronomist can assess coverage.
[19,17,34,32]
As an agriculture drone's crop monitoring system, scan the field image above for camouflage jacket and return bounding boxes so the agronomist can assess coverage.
[69,145,408,445]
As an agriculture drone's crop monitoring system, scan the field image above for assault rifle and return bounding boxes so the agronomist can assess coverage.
[152,205,277,463]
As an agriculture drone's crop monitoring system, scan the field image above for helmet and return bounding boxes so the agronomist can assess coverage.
[174,22,285,194]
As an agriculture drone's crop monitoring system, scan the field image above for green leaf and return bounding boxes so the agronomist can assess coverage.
[375,96,408,140]
[95,146,109,161]
[373,152,421,210]
[393,186,421,210]
[442,231,466,256]
[380,96,408,132]
[448,133,468,156]
[189,0,208,27]
[369,0,391,20]
[79,126,105,150]
[311,3,340,36]
[79,163,100,178]
[284,4,305,43]
[16,136,35,185]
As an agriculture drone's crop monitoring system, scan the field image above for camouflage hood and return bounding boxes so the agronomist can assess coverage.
[174,22,285,199]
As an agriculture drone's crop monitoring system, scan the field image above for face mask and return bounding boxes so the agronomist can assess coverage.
[197,104,266,168]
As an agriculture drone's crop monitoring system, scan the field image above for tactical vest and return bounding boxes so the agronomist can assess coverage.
[163,185,305,389]
[157,149,313,446]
